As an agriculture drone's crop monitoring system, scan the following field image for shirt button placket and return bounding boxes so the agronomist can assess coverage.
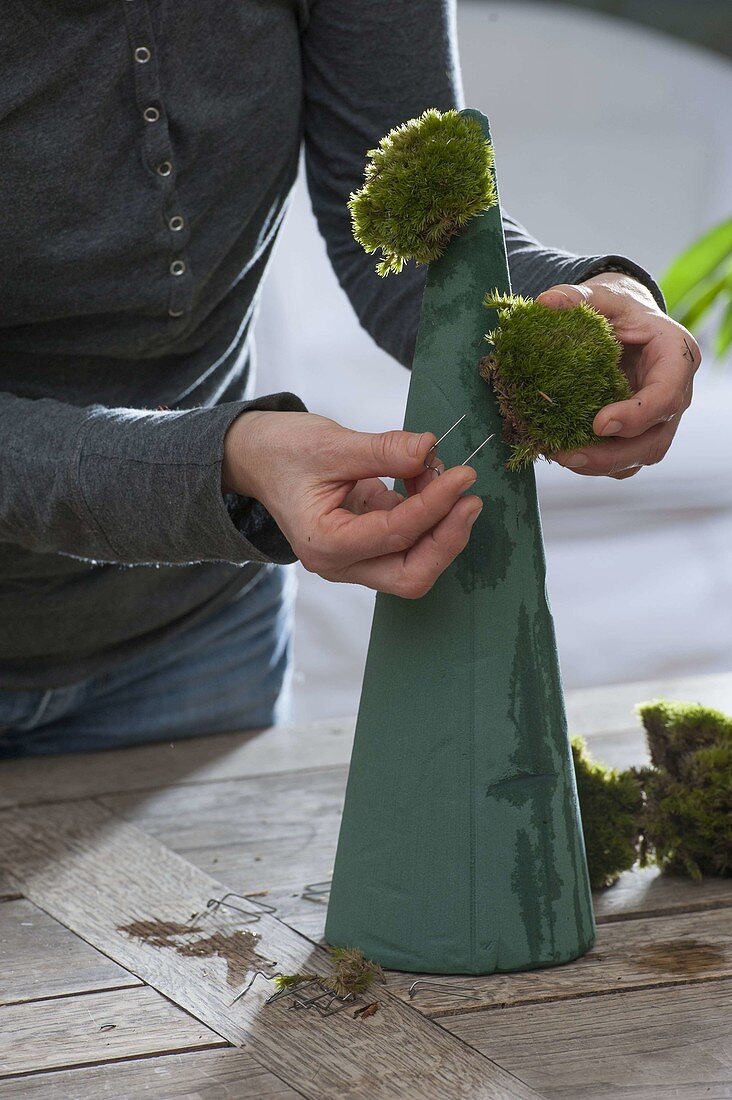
[122,1,193,324]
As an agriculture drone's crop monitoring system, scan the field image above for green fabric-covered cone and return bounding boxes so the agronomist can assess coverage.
[325,110,595,974]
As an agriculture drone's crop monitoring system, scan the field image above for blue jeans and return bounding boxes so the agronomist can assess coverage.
[0,564,295,758]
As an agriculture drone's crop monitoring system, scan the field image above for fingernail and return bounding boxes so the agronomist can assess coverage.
[600,420,623,437]
[468,501,483,525]
[540,289,572,307]
[409,432,428,457]
[565,453,588,468]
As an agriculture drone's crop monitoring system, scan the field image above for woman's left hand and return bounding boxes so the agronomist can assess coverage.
[536,271,701,479]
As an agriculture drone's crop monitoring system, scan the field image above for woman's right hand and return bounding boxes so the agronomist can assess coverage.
[222,410,482,598]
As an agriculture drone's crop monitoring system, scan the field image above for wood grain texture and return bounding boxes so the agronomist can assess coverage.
[0,898,141,1006]
[0,1047,298,1098]
[0,800,539,1100]
[439,979,732,1099]
[102,766,732,932]
[0,986,226,1078]
[386,907,732,1015]
[0,717,355,810]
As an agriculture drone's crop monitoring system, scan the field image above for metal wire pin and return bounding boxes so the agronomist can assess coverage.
[424,413,467,474]
[462,432,495,466]
[229,968,283,1007]
[408,979,475,1001]
[301,880,332,904]
[208,890,277,917]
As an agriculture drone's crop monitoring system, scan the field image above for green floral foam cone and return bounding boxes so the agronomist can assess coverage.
[325,110,595,974]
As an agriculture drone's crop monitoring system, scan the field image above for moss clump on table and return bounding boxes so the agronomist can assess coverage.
[571,737,643,889]
[349,108,497,276]
[636,700,732,879]
[480,292,630,470]
[573,700,732,889]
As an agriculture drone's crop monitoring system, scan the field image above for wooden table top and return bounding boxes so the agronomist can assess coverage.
[1,670,731,1099]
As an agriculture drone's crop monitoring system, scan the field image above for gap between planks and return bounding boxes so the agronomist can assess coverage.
[0,985,227,1080]
[0,1045,301,1099]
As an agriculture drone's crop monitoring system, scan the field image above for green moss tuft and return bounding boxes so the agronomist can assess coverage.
[480,292,629,470]
[636,698,732,776]
[349,109,497,277]
[571,737,643,889]
[636,700,732,879]
[272,973,308,992]
[327,947,385,998]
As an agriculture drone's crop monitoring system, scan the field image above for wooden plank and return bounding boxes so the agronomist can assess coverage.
[102,765,345,895]
[0,985,226,1078]
[0,801,539,1100]
[439,979,732,1099]
[385,908,732,1015]
[0,898,141,1006]
[0,717,355,810]
[565,670,732,739]
[594,864,732,923]
[0,1047,298,1098]
[103,766,732,930]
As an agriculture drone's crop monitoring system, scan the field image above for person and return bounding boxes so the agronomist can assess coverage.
[0,2,699,756]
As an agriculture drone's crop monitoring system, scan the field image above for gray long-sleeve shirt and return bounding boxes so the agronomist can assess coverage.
[0,0,663,688]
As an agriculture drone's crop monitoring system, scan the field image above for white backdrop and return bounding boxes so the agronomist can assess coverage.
[255,1,732,721]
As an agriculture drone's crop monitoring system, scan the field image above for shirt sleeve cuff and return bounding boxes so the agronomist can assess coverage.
[569,254,667,314]
[76,392,307,567]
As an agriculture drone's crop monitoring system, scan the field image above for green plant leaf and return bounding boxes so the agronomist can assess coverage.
[676,262,732,330]
[715,295,732,359]
[661,217,732,314]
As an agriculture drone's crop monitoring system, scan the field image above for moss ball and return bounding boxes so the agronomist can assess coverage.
[480,292,629,470]
[636,700,732,879]
[349,109,497,277]
[571,737,643,890]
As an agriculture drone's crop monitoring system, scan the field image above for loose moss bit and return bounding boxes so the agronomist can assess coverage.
[326,947,385,998]
[272,973,309,993]
[480,292,629,470]
[272,948,385,1002]
[571,737,643,889]
[636,700,732,879]
[349,109,497,276]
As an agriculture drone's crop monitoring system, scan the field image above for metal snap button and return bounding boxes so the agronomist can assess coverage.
[168,215,184,231]
[170,260,186,276]
[143,106,160,123]
[134,46,152,63]
[156,161,173,177]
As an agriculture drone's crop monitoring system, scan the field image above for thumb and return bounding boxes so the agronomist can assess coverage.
[333,428,438,481]
[537,277,646,326]
[535,283,592,312]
